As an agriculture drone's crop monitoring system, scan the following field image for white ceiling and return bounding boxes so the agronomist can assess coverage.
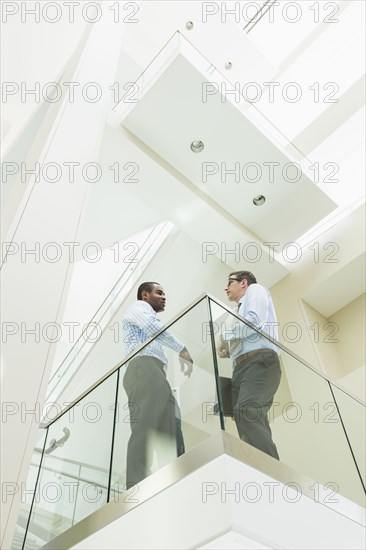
[1,0,365,317]
[119,39,336,244]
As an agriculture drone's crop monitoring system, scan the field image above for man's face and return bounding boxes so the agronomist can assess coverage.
[224,277,247,303]
[143,284,166,313]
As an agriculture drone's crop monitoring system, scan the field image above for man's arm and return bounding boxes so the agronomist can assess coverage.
[127,301,184,352]
[126,302,194,374]
[243,285,270,329]
[221,286,269,343]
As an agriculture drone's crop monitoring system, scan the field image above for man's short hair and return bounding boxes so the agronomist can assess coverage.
[229,271,257,285]
[137,282,160,300]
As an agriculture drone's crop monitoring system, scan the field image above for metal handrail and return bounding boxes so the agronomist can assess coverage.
[40,293,365,429]
[40,293,208,428]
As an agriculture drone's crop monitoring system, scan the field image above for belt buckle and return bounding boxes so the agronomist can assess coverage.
[235,350,257,367]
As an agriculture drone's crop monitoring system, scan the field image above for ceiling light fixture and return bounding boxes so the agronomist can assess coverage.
[190,140,204,153]
[253,195,266,206]
[186,21,194,30]
[225,62,232,70]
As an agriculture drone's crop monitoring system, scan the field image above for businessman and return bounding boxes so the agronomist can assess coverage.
[122,282,193,487]
[218,271,281,459]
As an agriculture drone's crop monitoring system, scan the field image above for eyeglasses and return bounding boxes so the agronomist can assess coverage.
[227,278,239,286]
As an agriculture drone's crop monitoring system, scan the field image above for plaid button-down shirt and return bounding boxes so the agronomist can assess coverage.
[122,300,185,366]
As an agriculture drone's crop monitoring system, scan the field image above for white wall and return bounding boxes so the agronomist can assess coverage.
[339,366,366,402]
[300,300,345,379]
[1,17,125,549]
[329,294,366,382]
[270,205,365,381]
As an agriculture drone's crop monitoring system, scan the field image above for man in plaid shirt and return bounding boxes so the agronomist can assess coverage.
[122,282,193,488]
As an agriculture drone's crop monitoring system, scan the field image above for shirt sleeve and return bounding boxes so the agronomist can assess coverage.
[221,285,268,342]
[126,302,185,352]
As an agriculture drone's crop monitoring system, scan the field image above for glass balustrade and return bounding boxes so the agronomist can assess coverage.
[17,295,365,548]
[23,373,118,548]
[329,384,366,489]
[109,297,222,499]
[11,429,47,550]
[209,297,366,508]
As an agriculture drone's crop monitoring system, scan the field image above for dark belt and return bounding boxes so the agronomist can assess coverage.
[234,348,277,368]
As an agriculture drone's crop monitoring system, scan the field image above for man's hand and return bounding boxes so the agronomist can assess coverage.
[179,347,193,378]
[217,338,230,359]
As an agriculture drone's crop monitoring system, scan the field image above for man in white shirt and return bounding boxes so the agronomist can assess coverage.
[122,282,193,487]
[218,271,281,459]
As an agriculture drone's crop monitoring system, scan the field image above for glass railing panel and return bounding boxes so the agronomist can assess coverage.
[23,372,118,548]
[11,428,48,550]
[330,384,366,493]
[19,295,365,549]
[110,297,222,495]
[209,297,366,507]
[275,354,365,507]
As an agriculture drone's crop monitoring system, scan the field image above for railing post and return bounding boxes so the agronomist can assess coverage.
[22,428,48,550]
[207,297,225,431]
[328,382,366,494]
[107,369,121,503]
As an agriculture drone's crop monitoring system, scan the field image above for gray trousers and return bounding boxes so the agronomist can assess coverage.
[123,356,184,488]
[232,350,281,459]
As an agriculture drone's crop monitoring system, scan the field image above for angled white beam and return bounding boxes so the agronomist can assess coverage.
[1,6,124,547]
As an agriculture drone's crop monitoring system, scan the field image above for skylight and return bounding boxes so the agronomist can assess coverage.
[250,2,364,140]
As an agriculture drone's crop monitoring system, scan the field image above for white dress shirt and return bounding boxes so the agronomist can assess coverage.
[222,283,279,359]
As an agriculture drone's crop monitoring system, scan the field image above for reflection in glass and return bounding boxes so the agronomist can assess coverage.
[24,373,117,547]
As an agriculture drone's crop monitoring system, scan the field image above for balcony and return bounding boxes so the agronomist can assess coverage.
[13,294,365,549]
